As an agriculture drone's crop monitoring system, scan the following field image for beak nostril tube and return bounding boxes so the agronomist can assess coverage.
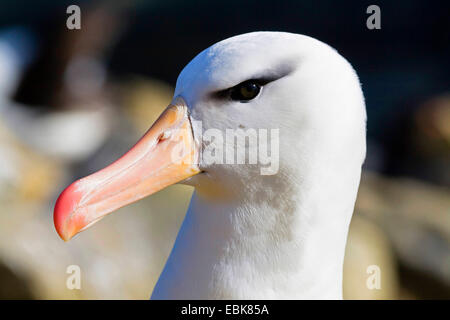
[158,131,171,143]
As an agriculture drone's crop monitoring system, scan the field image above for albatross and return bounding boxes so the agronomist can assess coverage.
[54,32,366,299]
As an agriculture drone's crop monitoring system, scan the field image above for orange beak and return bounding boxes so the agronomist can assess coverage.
[54,98,200,241]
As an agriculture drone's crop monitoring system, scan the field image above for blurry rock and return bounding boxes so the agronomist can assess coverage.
[121,77,174,133]
[412,94,450,187]
[1,102,114,162]
[356,171,450,298]
[344,215,399,299]
[414,94,450,154]
[383,93,450,187]
[0,260,34,299]
[0,118,62,203]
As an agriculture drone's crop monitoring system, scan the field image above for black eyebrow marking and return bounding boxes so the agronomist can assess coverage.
[212,77,272,100]
[210,59,296,100]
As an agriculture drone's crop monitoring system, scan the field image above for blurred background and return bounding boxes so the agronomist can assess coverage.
[0,0,448,299]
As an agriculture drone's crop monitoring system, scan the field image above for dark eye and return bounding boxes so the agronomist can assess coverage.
[230,80,261,101]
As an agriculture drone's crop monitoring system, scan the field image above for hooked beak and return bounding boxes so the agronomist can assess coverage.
[54,98,200,241]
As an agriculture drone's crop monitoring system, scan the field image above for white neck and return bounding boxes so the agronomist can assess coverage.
[151,173,358,299]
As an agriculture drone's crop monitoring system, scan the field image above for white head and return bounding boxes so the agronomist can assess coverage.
[54,32,366,299]
[176,32,366,200]
[158,32,367,299]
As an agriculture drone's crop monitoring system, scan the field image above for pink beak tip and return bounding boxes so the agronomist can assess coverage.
[53,181,83,241]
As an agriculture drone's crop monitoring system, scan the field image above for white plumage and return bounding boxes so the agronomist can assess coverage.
[151,32,366,299]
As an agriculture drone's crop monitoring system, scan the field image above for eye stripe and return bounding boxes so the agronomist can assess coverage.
[211,70,293,102]
[213,78,269,101]
[210,59,296,100]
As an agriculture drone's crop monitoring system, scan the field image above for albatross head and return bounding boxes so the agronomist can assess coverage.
[54,32,366,299]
